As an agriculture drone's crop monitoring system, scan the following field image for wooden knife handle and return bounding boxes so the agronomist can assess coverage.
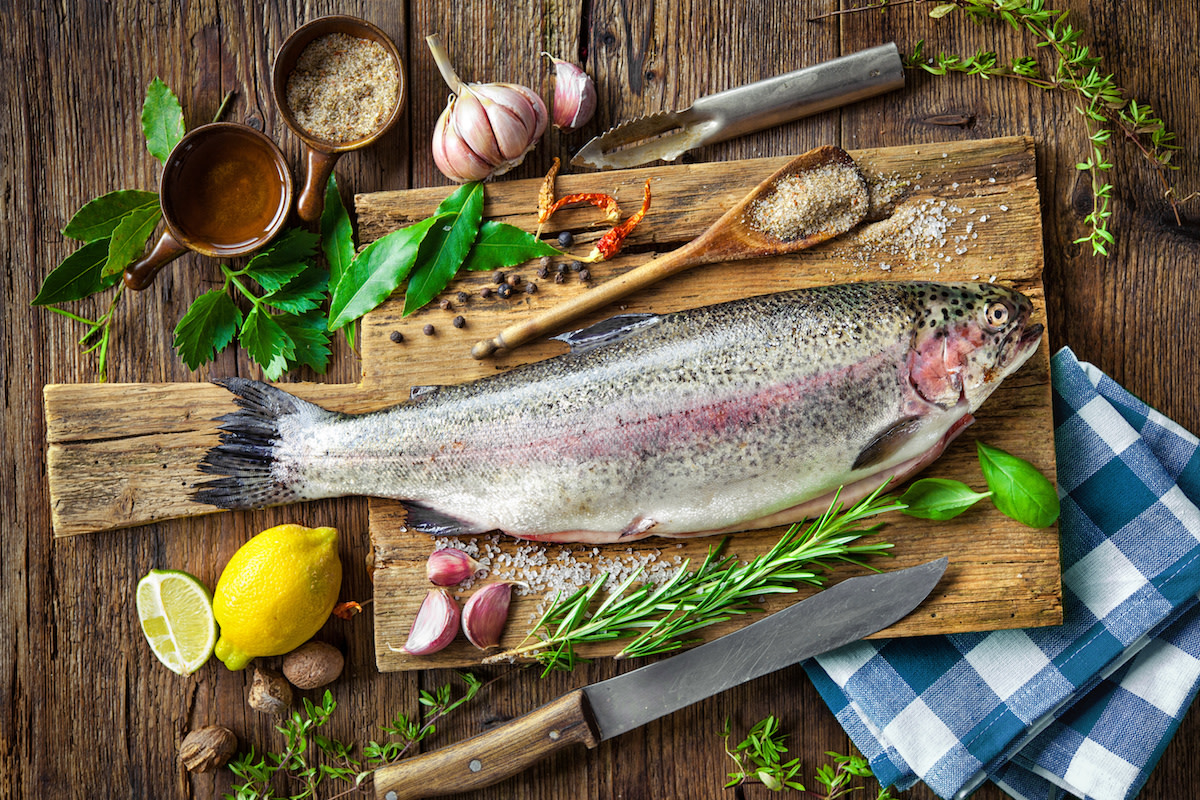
[372,689,600,800]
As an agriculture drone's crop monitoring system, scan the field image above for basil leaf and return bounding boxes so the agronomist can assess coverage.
[899,478,990,521]
[404,183,484,315]
[172,289,243,370]
[243,228,319,292]
[103,203,162,277]
[239,306,294,381]
[261,267,329,314]
[327,214,448,330]
[141,77,186,164]
[463,221,561,272]
[321,174,355,291]
[32,240,118,306]
[62,190,159,242]
[977,441,1061,528]
[278,311,332,374]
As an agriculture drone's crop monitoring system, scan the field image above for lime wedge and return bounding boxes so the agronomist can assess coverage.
[136,569,217,676]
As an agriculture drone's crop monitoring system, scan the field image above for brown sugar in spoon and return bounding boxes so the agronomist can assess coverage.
[471,145,869,359]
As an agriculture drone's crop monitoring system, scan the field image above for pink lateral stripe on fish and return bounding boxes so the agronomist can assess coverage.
[195,281,1043,543]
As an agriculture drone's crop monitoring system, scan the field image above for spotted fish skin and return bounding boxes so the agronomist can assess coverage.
[196,281,1042,543]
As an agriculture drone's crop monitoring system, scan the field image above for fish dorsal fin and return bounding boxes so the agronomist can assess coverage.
[409,385,442,400]
[400,502,489,536]
[853,416,924,471]
[551,313,662,354]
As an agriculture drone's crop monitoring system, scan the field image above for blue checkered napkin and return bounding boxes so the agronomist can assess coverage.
[803,347,1200,800]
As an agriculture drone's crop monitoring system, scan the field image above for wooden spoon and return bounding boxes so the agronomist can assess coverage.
[471,144,869,359]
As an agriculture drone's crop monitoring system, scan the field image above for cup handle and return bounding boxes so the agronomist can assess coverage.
[297,147,343,224]
[124,230,189,290]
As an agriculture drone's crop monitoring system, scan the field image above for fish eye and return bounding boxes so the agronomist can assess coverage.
[985,301,1010,329]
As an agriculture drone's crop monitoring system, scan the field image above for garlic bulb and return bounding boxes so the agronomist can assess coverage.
[428,34,548,183]
[543,53,597,132]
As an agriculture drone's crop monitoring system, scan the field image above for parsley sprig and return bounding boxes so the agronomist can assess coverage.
[226,674,485,800]
[811,0,1190,257]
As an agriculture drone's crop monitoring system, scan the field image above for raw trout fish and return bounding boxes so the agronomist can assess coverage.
[196,281,1043,543]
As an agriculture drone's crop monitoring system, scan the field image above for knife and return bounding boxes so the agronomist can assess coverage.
[572,43,905,170]
[373,557,948,800]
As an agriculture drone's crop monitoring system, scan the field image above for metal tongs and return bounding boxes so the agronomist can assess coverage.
[572,43,904,170]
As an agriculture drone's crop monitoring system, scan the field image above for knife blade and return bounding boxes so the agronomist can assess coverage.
[373,556,948,800]
[572,43,905,170]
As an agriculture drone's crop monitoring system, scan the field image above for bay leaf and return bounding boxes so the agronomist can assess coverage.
[62,190,159,242]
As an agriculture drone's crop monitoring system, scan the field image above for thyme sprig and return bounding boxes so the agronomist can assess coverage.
[810,0,1188,257]
[722,716,896,798]
[489,487,902,675]
[225,673,485,800]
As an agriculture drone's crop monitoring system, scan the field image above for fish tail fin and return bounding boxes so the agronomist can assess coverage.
[194,377,334,510]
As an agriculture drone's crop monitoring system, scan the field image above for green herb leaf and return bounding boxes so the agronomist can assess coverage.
[62,190,159,242]
[929,3,958,18]
[242,228,319,292]
[977,441,1061,528]
[278,311,332,374]
[321,174,355,292]
[240,306,294,380]
[899,478,990,520]
[173,289,243,370]
[261,267,329,314]
[141,77,186,164]
[404,183,484,315]
[103,202,162,277]
[327,214,448,330]
[463,220,561,272]
[32,240,118,306]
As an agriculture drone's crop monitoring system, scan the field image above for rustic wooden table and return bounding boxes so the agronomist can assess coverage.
[4,2,1199,798]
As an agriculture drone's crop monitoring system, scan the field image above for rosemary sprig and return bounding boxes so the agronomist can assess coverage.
[489,487,902,675]
[811,0,1188,257]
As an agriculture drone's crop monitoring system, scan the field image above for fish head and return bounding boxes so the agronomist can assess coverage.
[907,282,1044,413]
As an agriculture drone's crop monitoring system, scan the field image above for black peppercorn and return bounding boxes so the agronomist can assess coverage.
[525,282,537,294]
[554,272,566,284]
[493,270,506,284]
[423,324,435,336]
[555,261,568,274]
[452,315,466,328]
[568,260,583,272]
[497,283,512,299]
[557,230,574,248]
[439,298,452,311]
[506,273,522,287]
[389,330,404,343]
[456,291,469,303]
[536,264,549,279]
[579,268,591,282]
[480,287,493,299]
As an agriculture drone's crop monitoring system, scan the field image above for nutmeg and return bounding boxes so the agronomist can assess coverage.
[180,725,237,773]
[247,666,292,716]
[282,641,345,690]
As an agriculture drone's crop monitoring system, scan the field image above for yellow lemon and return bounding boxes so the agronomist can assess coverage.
[213,524,342,670]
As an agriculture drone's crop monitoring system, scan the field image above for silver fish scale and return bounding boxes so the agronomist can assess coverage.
[267,281,1036,541]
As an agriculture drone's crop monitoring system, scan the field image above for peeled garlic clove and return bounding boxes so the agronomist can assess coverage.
[402,589,460,655]
[461,582,514,650]
[543,54,597,132]
[426,547,481,586]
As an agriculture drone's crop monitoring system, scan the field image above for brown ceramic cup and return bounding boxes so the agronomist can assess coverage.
[272,16,406,224]
[124,122,294,290]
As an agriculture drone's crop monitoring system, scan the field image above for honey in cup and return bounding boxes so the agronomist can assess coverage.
[123,122,294,290]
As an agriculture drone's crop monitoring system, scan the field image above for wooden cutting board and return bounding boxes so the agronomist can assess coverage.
[44,136,1060,673]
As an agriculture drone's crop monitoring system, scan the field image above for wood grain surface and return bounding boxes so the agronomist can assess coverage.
[5,2,1200,800]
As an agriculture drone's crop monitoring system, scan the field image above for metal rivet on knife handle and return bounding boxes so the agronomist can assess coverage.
[471,145,868,359]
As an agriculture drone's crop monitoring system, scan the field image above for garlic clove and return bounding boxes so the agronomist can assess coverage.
[434,104,493,183]
[402,588,461,655]
[543,54,597,132]
[473,87,537,161]
[508,83,549,140]
[461,582,513,650]
[451,88,504,166]
[426,547,481,586]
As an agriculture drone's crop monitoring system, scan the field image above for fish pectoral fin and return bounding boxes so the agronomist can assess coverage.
[551,313,662,354]
[400,502,490,537]
[852,416,925,471]
[619,516,658,539]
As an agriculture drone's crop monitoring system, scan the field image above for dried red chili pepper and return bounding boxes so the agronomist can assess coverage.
[581,179,651,262]
[535,157,561,234]
[543,191,621,224]
[333,600,369,620]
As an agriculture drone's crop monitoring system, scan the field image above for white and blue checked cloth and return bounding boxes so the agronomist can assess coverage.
[804,347,1200,800]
